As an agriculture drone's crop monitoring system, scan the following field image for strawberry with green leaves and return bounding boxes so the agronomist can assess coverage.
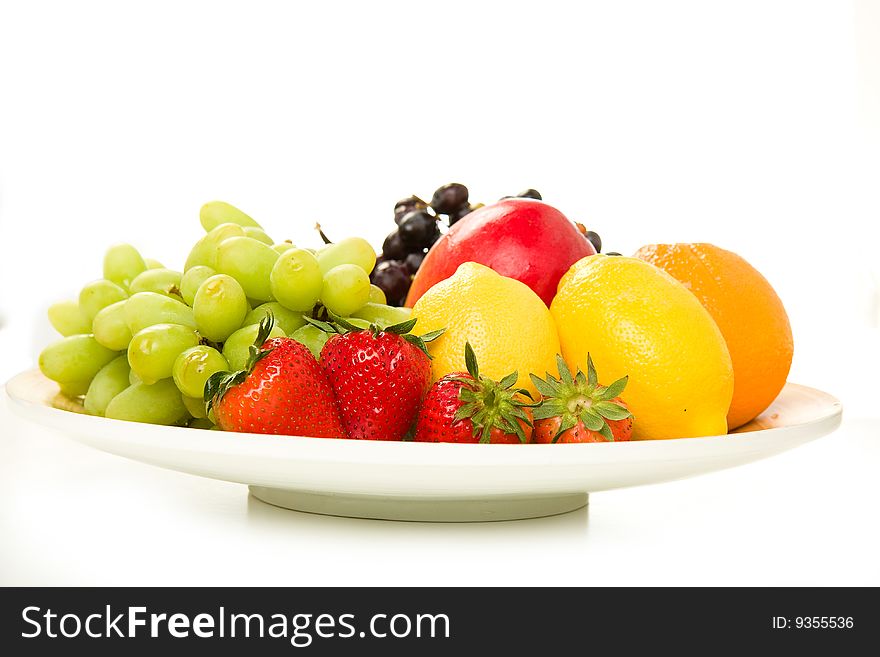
[307,315,442,441]
[205,315,347,438]
[414,342,537,444]
[529,355,633,443]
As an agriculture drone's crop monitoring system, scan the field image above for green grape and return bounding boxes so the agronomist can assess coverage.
[129,369,141,385]
[92,300,133,350]
[84,356,131,416]
[104,379,188,425]
[144,258,165,269]
[270,248,323,311]
[183,395,209,419]
[188,416,214,429]
[316,237,377,275]
[352,302,412,328]
[321,264,370,316]
[127,323,200,385]
[272,241,296,255]
[180,266,215,306]
[39,334,119,384]
[129,268,183,300]
[199,201,261,231]
[342,317,371,330]
[289,325,328,360]
[79,279,128,324]
[244,302,308,335]
[59,379,92,397]
[193,274,248,341]
[103,243,147,289]
[48,300,91,336]
[184,222,246,271]
[222,323,285,370]
[124,292,196,334]
[215,236,278,301]
[244,226,274,245]
[368,284,387,305]
[173,345,229,398]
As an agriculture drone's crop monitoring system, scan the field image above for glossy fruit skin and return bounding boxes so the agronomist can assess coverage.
[634,243,793,430]
[533,399,633,443]
[551,255,733,440]
[403,251,425,275]
[214,337,346,438]
[414,373,534,444]
[447,204,473,226]
[410,262,559,398]
[370,260,411,306]
[382,231,408,260]
[430,183,469,214]
[394,196,428,224]
[398,211,440,250]
[405,199,595,307]
[516,189,542,200]
[319,330,431,441]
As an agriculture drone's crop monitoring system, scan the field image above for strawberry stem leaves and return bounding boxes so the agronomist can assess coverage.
[304,317,341,334]
[419,328,445,343]
[384,317,418,335]
[464,341,479,380]
[452,342,537,444]
[204,312,278,411]
[304,311,446,360]
[529,353,632,443]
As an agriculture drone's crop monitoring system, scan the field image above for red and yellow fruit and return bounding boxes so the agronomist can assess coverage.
[406,199,595,307]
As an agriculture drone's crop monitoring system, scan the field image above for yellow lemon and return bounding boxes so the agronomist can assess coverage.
[411,262,560,397]
[550,255,733,440]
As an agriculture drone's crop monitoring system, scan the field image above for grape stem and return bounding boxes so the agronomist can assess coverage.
[314,223,333,245]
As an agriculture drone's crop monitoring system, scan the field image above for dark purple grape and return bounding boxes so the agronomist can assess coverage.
[606,251,622,256]
[403,251,425,275]
[370,260,411,306]
[585,230,601,253]
[448,204,474,226]
[394,196,428,225]
[430,183,469,214]
[516,188,542,200]
[398,211,440,249]
[382,230,408,260]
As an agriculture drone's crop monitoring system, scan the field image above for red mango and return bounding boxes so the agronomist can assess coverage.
[405,199,596,307]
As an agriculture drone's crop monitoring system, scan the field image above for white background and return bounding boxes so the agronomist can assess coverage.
[1,0,878,585]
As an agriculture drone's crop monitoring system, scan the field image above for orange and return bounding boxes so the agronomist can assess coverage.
[634,243,793,430]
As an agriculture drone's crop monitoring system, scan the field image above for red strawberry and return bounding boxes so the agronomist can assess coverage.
[530,354,633,443]
[206,316,346,438]
[415,342,536,444]
[310,315,441,441]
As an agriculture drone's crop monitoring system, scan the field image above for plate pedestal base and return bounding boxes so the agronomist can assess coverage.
[248,487,589,522]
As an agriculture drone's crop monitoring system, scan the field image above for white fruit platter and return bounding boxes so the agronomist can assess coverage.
[5,369,841,522]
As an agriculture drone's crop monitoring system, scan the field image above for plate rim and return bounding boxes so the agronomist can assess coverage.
[4,368,843,467]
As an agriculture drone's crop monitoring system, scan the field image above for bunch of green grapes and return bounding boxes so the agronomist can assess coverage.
[38,201,412,428]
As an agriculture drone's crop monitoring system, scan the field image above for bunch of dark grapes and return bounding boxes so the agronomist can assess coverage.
[371,184,607,306]
[372,183,482,306]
